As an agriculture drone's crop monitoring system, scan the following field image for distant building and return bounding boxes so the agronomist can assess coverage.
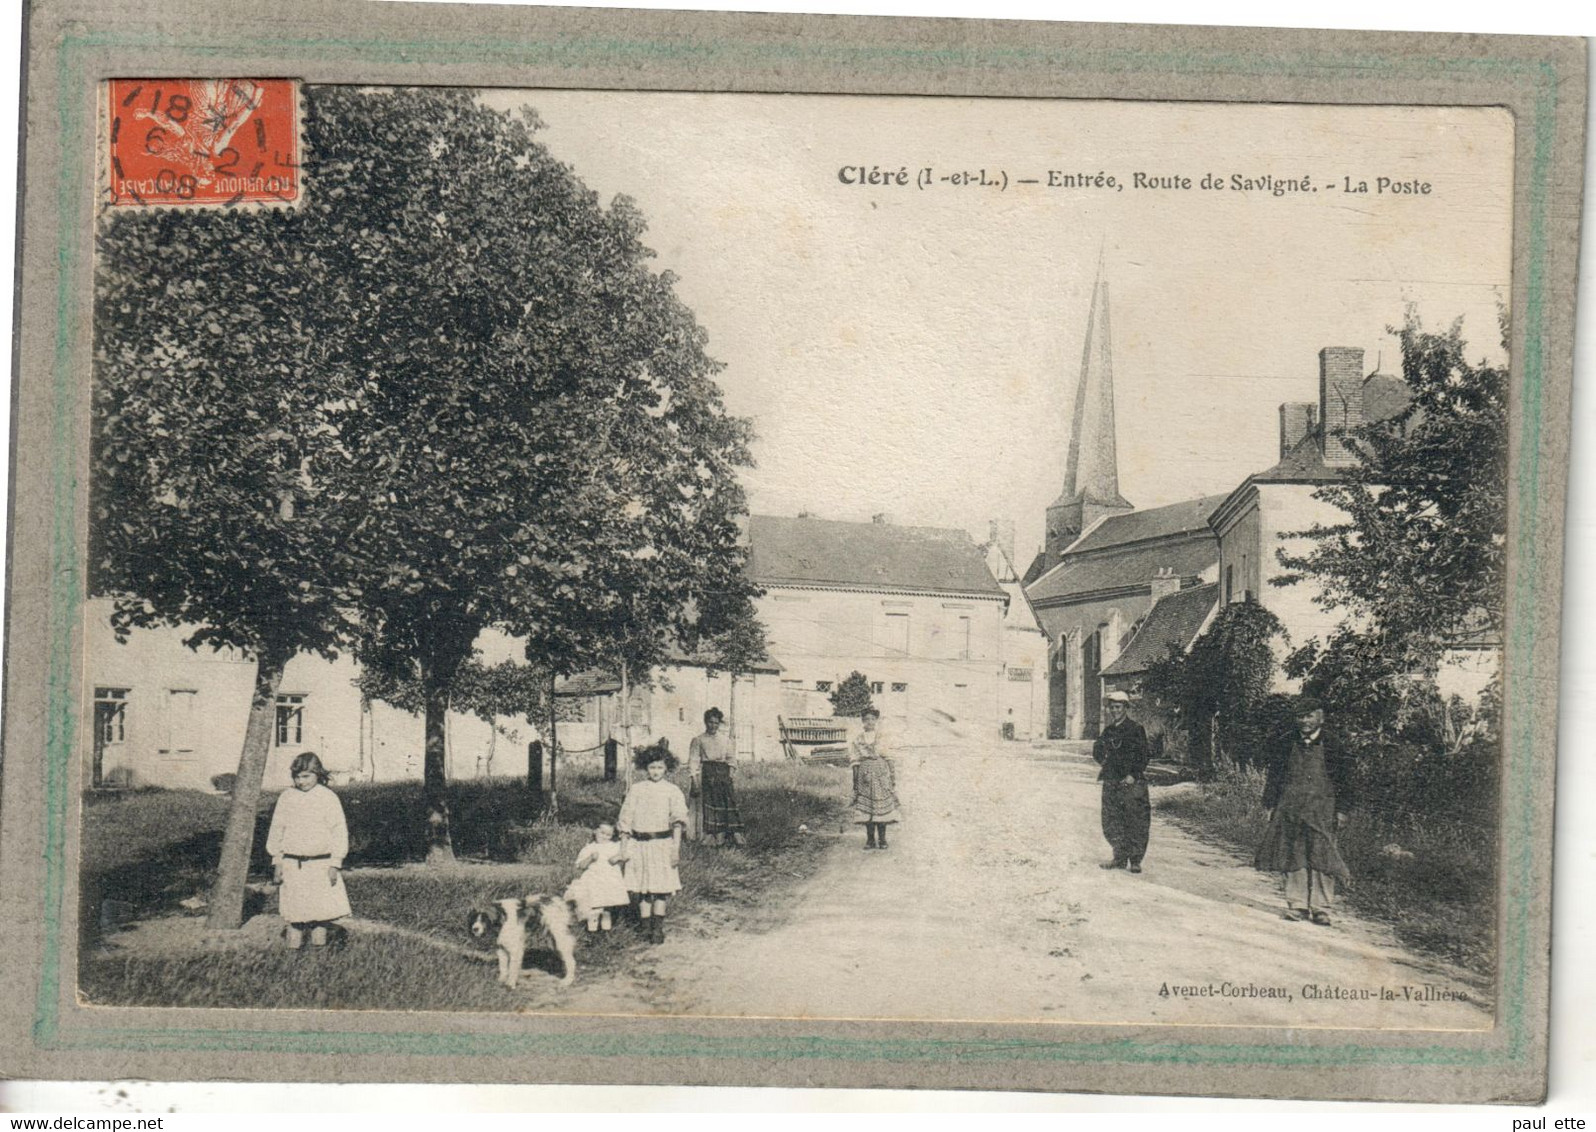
[1210,347,1498,700]
[982,520,1051,741]
[1021,265,1222,740]
[1100,579,1221,700]
[746,513,1010,740]
[83,601,534,792]
[1209,348,1409,648]
[552,650,786,766]
[85,600,789,793]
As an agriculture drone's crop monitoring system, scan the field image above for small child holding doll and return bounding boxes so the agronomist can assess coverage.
[564,821,631,932]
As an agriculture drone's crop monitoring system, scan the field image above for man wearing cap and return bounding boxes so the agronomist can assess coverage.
[1093,691,1151,873]
[1254,697,1354,925]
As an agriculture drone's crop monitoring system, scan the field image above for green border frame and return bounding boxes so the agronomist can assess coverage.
[35,29,1557,1072]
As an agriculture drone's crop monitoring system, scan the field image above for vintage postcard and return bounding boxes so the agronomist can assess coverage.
[1,0,1585,1104]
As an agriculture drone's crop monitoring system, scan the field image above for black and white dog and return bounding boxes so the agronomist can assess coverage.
[466,895,579,988]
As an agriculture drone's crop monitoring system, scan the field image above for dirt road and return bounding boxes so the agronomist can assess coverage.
[600,740,1492,1029]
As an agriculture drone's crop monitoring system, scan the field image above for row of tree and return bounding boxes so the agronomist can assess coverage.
[92,87,764,927]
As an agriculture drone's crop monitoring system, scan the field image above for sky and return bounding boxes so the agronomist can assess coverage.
[488,95,1511,567]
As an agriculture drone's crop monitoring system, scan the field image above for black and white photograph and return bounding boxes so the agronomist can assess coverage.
[2,0,1586,1105]
[76,85,1514,1025]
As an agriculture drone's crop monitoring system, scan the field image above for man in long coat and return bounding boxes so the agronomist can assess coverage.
[1093,691,1151,873]
[1254,696,1354,924]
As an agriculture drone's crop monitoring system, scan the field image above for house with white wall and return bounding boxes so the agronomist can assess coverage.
[1208,346,1499,701]
[984,521,1053,742]
[746,513,1010,741]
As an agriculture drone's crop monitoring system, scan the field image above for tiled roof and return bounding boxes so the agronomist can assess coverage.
[747,514,1004,597]
[1102,583,1220,676]
[1250,431,1345,484]
[1065,495,1232,555]
[1021,551,1050,586]
[1026,537,1217,605]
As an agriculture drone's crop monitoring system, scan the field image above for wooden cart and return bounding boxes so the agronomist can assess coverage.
[778,715,851,764]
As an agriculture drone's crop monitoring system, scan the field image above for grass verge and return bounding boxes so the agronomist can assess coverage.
[78,760,850,1011]
[1155,763,1495,978]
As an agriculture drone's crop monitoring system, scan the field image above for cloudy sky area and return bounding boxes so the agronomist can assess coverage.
[484,92,1514,563]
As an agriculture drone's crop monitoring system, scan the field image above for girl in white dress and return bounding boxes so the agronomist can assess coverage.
[564,821,631,932]
[266,752,353,949]
[617,743,689,944]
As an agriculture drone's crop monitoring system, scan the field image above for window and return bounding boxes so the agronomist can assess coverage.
[1225,564,1235,603]
[275,693,306,747]
[94,687,129,744]
[881,612,910,656]
[957,615,972,660]
[815,680,833,693]
[164,689,198,754]
[891,682,908,693]
[1008,668,1033,682]
[871,681,884,694]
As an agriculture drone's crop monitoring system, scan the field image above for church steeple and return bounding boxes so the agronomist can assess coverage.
[1045,259,1134,568]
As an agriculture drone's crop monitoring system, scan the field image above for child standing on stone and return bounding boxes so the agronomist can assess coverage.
[617,743,689,943]
[266,752,352,949]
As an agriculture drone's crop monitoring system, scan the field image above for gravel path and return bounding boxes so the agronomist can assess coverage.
[619,739,1492,1030]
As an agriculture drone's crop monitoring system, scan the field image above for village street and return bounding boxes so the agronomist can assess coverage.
[560,737,1493,1030]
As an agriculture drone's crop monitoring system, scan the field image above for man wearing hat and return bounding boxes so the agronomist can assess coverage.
[1254,696,1354,924]
[1093,690,1151,873]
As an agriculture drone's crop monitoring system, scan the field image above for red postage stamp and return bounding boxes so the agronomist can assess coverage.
[106,79,301,207]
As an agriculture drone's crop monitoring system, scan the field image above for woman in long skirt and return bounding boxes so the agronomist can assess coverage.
[689,707,747,846]
[849,707,901,850]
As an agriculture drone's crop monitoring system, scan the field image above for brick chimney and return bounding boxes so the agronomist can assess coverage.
[1149,566,1180,602]
[988,519,1016,566]
[1319,347,1366,467]
[1278,402,1317,460]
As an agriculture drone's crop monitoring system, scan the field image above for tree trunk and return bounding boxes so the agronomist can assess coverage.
[527,739,543,797]
[546,674,559,815]
[620,664,633,786]
[207,641,290,929]
[421,657,456,866]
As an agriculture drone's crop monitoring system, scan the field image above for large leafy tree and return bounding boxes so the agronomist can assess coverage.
[1274,313,1508,677]
[296,88,755,860]
[93,86,756,886]
[93,202,364,928]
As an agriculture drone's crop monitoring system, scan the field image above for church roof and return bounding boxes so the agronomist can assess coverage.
[746,514,1005,597]
[1102,583,1220,676]
[1026,536,1217,605]
[1024,496,1225,605]
[1065,495,1232,556]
